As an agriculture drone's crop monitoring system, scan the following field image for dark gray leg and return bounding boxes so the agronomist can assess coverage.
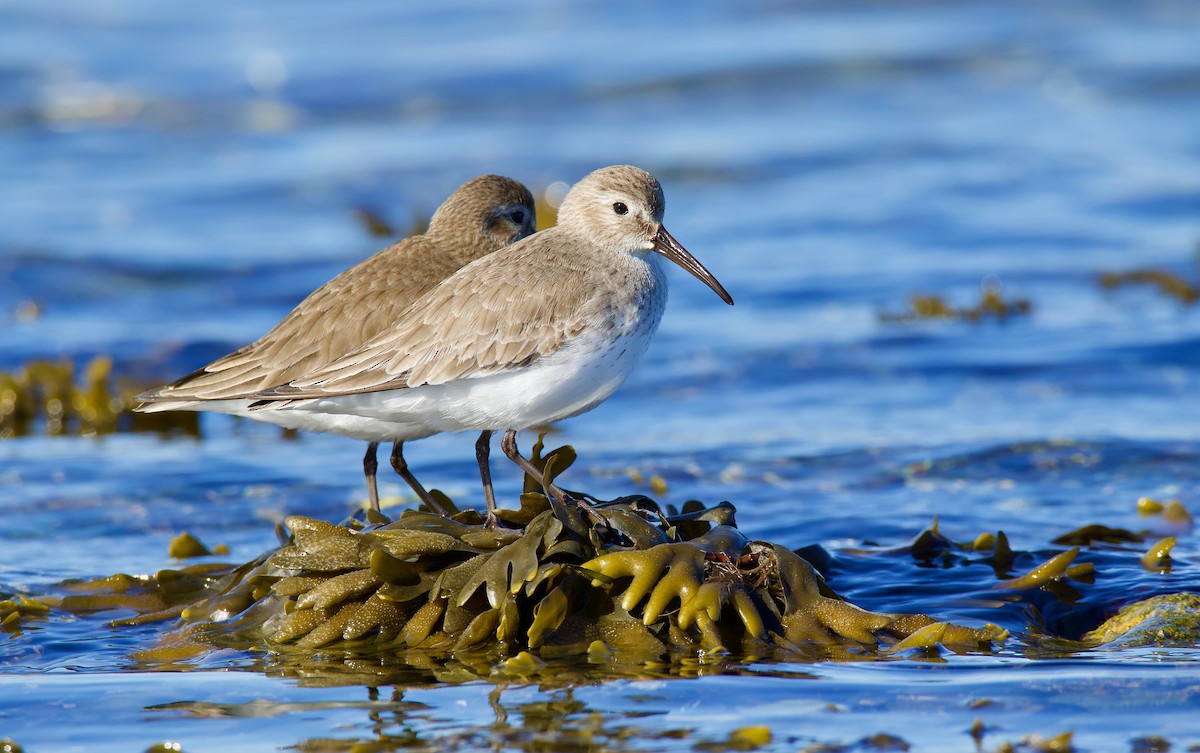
[390,440,449,517]
[363,441,380,513]
[501,429,582,509]
[501,430,596,537]
[476,430,498,527]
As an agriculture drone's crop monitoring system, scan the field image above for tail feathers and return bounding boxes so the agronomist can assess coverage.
[133,399,204,414]
[133,397,254,415]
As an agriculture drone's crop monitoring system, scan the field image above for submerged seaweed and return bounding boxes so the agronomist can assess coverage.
[46,441,1009,674]
[35,444,1198,683]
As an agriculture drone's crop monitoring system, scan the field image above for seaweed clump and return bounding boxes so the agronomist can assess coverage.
[1,595,51,636]
[1099,268,1198,305]
[0,356,198,438]
[879,286,1031,324]
[56,441,1005,668]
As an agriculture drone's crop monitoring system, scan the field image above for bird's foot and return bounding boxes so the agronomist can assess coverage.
[483,508,500,531]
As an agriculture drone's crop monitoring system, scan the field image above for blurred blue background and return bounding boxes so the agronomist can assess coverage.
[2,1,1200,750]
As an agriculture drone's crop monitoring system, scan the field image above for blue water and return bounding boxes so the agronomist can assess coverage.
[3,0,1200,750]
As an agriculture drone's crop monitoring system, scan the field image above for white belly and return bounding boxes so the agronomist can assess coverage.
[291,255,669,433]
[158,397,437,442]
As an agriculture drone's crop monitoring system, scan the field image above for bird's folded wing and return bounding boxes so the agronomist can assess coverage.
[250,259,581,402]
[137,239,450,404]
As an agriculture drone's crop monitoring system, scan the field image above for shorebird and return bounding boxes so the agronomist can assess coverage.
[247,165,734,525]
[135,175,537,512]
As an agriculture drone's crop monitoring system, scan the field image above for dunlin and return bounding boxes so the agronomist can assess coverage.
[248,165,733,524]
[135,175,537,512]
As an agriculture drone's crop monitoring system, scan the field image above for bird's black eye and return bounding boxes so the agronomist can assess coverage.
[613,202,629,215]
[509,210,525,224]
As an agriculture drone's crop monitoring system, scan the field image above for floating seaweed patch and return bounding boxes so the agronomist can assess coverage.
[534,192,559,230]
[352,206,404,238]
[693,724,773,752]
[1138,497,1195,526]
[1140,537,1175,573]
[0,595,51,636]
[841,510,1200,654]
[168,532,230,559]
[0,356,199,438]
[878,286,1032,324]
[1099,268,1199,305]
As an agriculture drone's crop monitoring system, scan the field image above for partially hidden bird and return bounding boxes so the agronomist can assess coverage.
[135,174,537,512]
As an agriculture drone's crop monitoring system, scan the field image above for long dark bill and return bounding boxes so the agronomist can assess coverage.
[652,225,734,305]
